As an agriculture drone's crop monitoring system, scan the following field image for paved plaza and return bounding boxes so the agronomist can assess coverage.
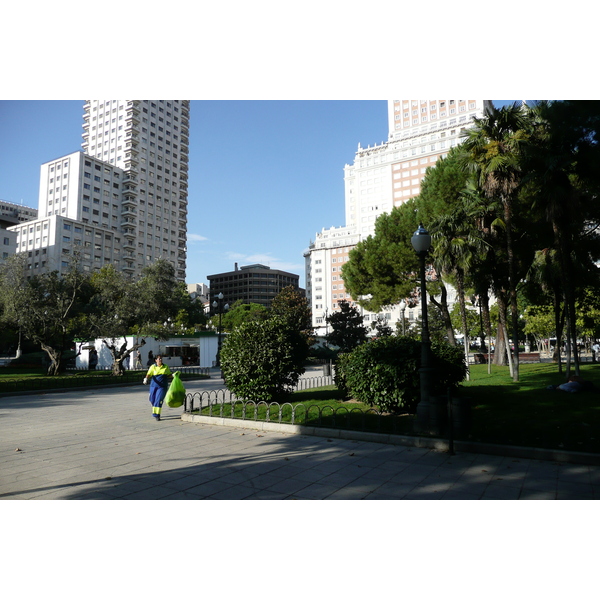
[1,373,600,500]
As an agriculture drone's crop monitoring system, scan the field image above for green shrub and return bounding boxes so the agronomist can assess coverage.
[220,317,306,403]
[335,336,466,413]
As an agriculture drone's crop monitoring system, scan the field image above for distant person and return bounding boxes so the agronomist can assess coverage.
[593,342,600,362]
[133,349,142,369]
[143,355,172,421]
[89,348,98,370]
[147,350,154,366]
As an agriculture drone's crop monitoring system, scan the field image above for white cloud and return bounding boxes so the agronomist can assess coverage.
[226,252,303,275]
[187,233,208,243]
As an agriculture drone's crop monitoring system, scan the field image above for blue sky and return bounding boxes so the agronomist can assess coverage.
[0,99,534,288]
[0,100,391,287]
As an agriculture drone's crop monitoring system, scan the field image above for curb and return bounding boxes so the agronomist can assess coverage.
[0,375,212,399]
[181,413,600,466]
[0,381,145,398]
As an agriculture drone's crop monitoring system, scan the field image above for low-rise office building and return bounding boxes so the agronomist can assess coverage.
[207,263,301,314]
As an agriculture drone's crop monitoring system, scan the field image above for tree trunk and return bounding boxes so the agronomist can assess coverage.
[492,321,507,366]
[567,295,580,377]
[456,270,470,381]
[502,320,515,378]
[481,290,493,374]
[429,277,456,345]
[41,343,62,376]
[564,309,572,381]
[102,338,146,376]
[552,291,565,373]
[504,199,520,382]
[493,295,510,366]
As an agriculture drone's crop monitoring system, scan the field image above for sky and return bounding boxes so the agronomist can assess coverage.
[0,99,391,288]
[0,99,535,289]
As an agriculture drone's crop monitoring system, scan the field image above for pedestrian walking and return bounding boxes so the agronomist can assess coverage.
[147,350,154,366]
[133,349,142,370]
[89,348,98,370]
[143,354,172,421]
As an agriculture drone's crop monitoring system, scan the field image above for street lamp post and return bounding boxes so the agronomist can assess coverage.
[399,300,407,336]
[211,292,229,367]
[411,224,440,434]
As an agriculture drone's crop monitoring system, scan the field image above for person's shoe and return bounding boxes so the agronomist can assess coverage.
[156,415,161,421]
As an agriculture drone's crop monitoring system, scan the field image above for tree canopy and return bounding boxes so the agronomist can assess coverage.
[340,101,600,381]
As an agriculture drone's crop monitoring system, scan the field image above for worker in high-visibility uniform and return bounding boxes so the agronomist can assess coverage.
[143,355,172,421]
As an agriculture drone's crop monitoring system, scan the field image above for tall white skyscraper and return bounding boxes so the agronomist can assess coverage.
[305,99,491,334]
[8,100,190,281]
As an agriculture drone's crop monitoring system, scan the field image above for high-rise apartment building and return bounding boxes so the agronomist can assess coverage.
[305,100,491,334]
[8,100,190,281]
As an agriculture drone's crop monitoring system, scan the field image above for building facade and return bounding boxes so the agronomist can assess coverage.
[207,263,301,314]
[8,100,190,281]
[1,200,38,262]
[305,99,491,335]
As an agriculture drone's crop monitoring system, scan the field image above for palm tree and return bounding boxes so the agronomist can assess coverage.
[461,102,531,381]
[460,177,509,368]
[521,101,600,378]
[431,207,477,378]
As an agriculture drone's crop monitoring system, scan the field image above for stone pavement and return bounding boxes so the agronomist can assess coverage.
[1,373,600,500]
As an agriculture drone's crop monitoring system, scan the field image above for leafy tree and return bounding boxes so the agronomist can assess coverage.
[0,254,91,375]
[325,300,368,352]
[176,293,209,333]
[416,148,475,346]
[270,285,314,360]
[371,315,393,338]
[522,305,555,354]
[521,100,600,377]
[270,286,312,336]
[85,259,189,375]
[217,300,269,332]
[342,201,420,312]
[460,102,531,381]
[133,259,186,336]
[449,303,480,340]
[220,316,306,402]
[85,265,146,375]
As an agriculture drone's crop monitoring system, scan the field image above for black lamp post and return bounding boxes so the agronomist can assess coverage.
[411,224,439,433]
[211,292,229,367]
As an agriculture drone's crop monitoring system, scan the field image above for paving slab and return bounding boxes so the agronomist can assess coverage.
[1,376,599,500]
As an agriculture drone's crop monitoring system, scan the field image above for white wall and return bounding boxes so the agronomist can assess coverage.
[75,334,219,370]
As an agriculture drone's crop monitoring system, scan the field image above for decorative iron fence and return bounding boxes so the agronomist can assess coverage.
[185,394,409,435]
[182,374,412,436]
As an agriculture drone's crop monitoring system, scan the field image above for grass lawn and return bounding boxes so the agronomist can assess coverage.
[196,362,600,454]
[0,367,209,394]
[461,362,600,453]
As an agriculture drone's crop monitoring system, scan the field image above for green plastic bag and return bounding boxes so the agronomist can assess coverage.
[165,371,186,408]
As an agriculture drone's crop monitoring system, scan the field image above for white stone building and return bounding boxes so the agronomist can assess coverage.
[8,100,190,280]
[1,200,38,262]
[305,100,491,335]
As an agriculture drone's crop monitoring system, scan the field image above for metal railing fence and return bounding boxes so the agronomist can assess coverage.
[182,374,411,435]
